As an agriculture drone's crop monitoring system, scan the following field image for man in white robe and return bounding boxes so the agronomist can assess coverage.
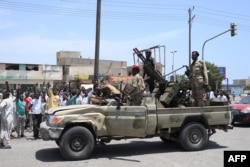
[0,91,14,149]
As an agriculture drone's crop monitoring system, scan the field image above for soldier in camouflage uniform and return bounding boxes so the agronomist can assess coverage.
[143,49,155,94]
[186,51,209,107]
[128,65,145,106]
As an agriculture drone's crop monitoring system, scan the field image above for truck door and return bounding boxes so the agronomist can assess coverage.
[106,105,147,137]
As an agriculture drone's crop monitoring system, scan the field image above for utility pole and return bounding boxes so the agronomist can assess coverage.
[93,0,101,84]
[188,7,195,66]
[224,78,229,93]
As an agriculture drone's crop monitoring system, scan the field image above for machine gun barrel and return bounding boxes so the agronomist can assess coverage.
[164,65,188,77]
[133,48,164,82]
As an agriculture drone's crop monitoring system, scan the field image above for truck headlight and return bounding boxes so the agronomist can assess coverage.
[48,115,64,125]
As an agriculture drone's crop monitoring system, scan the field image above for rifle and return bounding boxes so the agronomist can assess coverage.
[133,48,165,83]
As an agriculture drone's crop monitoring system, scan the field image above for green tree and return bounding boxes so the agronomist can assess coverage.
[244,85,250,90]
[205,61,224,91]
[175,62,224,92]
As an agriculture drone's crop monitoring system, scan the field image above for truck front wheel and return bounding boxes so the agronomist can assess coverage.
[179,122,208,151]
[59,126,95,160]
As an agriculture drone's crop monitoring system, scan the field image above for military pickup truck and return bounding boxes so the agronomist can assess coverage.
[40,95,233,161]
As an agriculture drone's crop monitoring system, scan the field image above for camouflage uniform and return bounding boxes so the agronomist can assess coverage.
[189,60,208,107]
[143,49,155,93]
[130,73,145,106]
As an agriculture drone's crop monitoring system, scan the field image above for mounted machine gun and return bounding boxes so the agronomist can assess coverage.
[133,47,191,107]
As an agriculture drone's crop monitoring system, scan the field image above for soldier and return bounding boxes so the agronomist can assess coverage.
[90,82,121,105]
[128,64,145,106]
[143,49,155,93]
[97,83,121,99]
[186,51,209,107]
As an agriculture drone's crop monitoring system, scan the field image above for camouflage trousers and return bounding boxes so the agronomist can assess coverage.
[192,82,205,107]
[129,94,143,106]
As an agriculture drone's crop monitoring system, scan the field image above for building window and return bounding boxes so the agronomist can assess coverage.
[5,64,19,70]
[26,65,38,71]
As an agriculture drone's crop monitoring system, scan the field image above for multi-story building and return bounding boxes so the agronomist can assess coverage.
[0,63,62,91]
[56,51,128,85]
[0,50,164,92]
[219,79,250,96]
[0,51,130,91]
[233,79,250,86]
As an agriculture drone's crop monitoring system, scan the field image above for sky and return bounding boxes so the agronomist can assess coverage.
[0,0,249,84]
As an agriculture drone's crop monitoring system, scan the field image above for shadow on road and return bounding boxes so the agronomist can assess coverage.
[233,124,250,128]
[36,148,66,162]
[35,139,227,162]
[206,140,227,149]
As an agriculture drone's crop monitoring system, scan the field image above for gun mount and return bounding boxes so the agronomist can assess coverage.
[133,47,191,107]
[133,48,164,82]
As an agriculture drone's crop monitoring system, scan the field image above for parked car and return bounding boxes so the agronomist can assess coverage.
[230,95,250,124]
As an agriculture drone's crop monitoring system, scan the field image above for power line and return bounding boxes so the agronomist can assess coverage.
[0,0,186,21]
[0,0,187,21]
[62,0,188,10]
[196,6,250,20]
[0,0,250,31]
[0,0,96,17]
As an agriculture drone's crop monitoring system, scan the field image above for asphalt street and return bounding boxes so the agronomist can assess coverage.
[0,124,250,167]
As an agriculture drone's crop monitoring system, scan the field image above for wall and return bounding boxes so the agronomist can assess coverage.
[0,63,63,89]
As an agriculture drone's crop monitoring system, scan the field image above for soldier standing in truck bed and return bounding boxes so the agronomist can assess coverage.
[143,49,155,93]
[128,64,145,106]
[185,51,209,107]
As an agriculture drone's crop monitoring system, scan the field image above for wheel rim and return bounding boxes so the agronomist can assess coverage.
[70,135,87,152]
[189,129,202,144]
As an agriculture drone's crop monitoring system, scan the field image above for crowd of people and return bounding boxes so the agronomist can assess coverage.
[206,89,231,103]
[0,67,149,148]
[0,81,107,149]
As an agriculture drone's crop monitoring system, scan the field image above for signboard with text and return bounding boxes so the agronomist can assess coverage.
[219,67,226,78]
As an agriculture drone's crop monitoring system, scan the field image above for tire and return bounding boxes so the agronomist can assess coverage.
[160,136,172,143]
[55,139,60,146]
[179,122,208,151]
[59,126,95,160]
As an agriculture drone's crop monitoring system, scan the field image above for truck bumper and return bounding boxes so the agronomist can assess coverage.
[40,122,64,141]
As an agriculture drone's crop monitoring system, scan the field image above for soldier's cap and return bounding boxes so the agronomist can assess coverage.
[132,64,140,69]
[145,49,151,53]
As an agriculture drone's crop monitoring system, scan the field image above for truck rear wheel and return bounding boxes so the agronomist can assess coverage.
[59,126,95,160]
[179,122,208,151]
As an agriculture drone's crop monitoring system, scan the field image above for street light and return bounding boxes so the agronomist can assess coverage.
[224,77,229,93]
[170,50,177,81]
[202,23,236,60]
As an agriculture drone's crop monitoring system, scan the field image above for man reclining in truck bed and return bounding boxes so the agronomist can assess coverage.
[89,82,121,105]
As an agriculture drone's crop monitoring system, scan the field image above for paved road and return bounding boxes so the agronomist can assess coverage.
[0,125,250,167]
